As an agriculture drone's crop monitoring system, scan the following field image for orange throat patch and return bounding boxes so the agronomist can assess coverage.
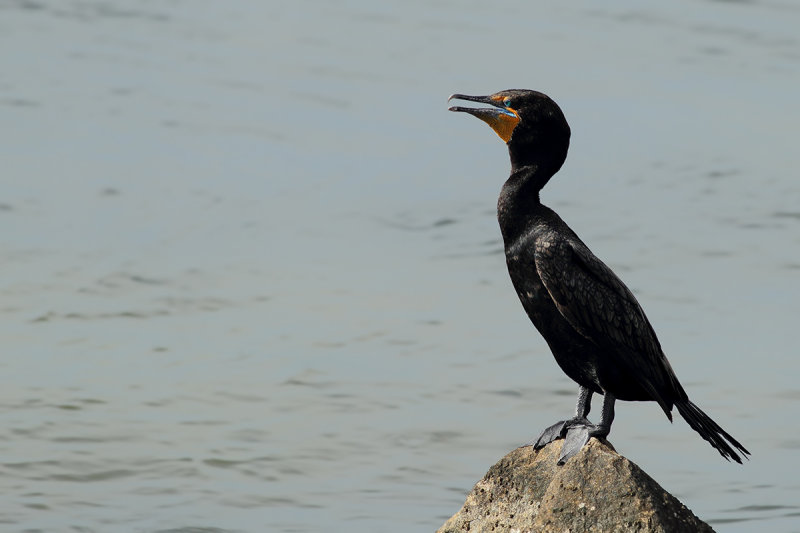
[479,109,520,143]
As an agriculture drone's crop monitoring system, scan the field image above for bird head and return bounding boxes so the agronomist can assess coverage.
[448,89,571,173]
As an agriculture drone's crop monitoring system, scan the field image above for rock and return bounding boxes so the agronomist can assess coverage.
[436,438,714,533]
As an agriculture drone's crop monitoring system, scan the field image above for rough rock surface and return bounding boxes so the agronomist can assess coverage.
[437,439,714,533]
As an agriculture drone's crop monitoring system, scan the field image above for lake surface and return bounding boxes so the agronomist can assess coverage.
[1,0,799,531]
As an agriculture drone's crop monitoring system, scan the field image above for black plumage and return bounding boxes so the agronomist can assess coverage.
[449,89,749,464]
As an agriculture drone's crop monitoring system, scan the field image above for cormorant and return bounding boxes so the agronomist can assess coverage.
[448,89,749,464]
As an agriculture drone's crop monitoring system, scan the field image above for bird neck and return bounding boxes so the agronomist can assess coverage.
[497,164,551,242]
[501,164,551,205]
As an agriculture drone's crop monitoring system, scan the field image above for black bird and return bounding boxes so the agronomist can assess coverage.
[448,89,749,464]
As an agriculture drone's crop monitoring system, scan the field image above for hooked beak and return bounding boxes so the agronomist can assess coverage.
[448,93,520,143]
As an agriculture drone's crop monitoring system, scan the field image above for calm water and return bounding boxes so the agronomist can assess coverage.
[1,1,799,531]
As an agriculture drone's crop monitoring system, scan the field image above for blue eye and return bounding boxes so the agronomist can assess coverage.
[503,98,512,107]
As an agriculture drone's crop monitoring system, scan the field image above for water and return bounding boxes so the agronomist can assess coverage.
[1,0,799,531]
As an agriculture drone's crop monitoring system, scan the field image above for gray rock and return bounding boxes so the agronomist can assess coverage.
[437,438,714,532]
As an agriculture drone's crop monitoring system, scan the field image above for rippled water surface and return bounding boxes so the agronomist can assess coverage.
[1,1,799,531]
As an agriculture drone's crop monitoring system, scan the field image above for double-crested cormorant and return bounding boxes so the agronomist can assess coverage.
[448,89,749,464]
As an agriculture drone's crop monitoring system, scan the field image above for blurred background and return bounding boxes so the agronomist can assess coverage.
[1,0,798,531]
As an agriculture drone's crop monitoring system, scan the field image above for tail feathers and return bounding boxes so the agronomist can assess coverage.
[675,400,750,464]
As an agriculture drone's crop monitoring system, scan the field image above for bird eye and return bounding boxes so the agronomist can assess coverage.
[503,97,512,107]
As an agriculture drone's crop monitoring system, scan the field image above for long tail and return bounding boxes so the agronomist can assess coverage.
[675,400,750,463]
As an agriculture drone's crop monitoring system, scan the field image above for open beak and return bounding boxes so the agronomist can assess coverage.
[448,93,520,143]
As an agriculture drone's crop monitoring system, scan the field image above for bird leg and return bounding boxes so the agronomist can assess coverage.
[557,392,615,464]
[523,386,593,449]
[522,387,617,464]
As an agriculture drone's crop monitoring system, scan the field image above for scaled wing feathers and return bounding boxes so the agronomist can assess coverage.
[534,237,682,413]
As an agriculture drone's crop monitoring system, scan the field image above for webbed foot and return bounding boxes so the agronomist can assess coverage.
[520,416,592,450]
[519,388,616,465]
[557,423,610,465]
